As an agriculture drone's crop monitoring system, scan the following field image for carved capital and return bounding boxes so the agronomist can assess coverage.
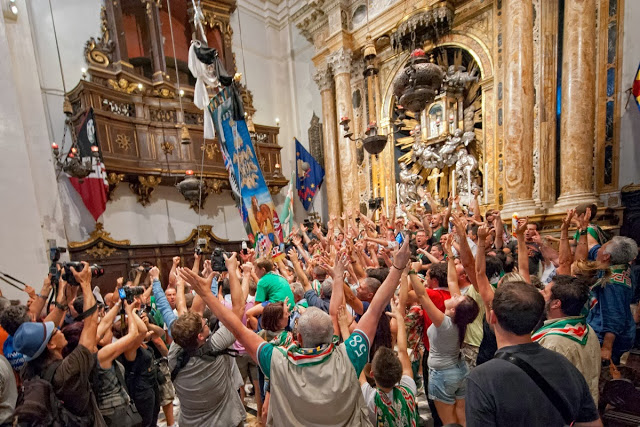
[129,175,161,206]
[313,66,334,91]
[328,48,353,75]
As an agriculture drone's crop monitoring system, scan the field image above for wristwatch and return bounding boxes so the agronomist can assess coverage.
[54,302,68,311]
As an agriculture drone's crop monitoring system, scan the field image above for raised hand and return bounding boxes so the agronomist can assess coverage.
[385,299,403,321]
[477,223,490,242]
[241,262,254,274]
[223,252,239,272]
[145,266,158,281]
[178,267,214,297]
[71,261,92,287]
[515,217,528,236]
[172,256,181,266]
[393,235,412,269]
[442,234,455,258]
[578,207,592,231]
[561,209,575,232]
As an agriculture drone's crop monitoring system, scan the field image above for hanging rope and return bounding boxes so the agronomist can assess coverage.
[49,0,67,95]
[165,0,185,118]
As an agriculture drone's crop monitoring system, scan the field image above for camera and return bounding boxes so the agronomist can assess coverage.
[368,197,384,211]
[118,285,145,303]
[60,262,105,286]
[211,247,229,272]
[195,238,207,256]
[131,262,152,273]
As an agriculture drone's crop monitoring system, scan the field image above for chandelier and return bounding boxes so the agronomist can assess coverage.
[392,49,445,114]
[51,120,98,182]
[176,170,205,210]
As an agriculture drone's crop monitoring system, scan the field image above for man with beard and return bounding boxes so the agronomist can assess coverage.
[533,275,600,404]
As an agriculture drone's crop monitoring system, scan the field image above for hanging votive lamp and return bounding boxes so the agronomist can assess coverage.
[180,124,191,145]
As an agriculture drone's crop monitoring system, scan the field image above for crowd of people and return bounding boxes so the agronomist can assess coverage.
[0,193,639,426]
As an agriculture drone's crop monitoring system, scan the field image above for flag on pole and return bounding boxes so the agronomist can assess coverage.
[633,61,640,112]
[295,139,324,211]
[280,171,295,239]
[69,108,108,221]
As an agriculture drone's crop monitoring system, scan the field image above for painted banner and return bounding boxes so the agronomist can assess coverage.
[208,87,284,260]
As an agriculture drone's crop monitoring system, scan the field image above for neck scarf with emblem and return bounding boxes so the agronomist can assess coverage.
[374,385,419,427]
[277,335,339,367]
[532,317,590,346]
[587,264,632,310]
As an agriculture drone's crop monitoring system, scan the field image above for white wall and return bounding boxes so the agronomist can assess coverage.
[14,0,323,257]
[0,0,69,302]
[619,0,640,187]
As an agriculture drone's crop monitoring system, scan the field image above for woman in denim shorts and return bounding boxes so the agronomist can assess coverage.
[410,236,479,426]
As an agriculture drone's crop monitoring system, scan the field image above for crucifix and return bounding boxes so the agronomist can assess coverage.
[427,168,444,201]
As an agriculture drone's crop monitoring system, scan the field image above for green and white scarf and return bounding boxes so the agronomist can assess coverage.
[532,317,590,346]
[373,385,419,427]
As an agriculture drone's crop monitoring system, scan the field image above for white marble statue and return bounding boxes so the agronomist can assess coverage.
[455,146,479,204]
[439,129,463,167]
[398,162,421,204]
[421,144,443,169]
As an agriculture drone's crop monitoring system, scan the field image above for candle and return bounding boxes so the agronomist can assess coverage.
[185,170,194,176]
[51,143,58,150]
[449,113,455,123]
[91,145,99,152]
[71,147,77,154]
[68,152,75,158]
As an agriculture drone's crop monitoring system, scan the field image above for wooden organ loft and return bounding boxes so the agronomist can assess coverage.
[67,0,287,208]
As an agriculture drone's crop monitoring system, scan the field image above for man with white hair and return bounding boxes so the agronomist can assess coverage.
[179,241,411,426]
[588,236,639,364]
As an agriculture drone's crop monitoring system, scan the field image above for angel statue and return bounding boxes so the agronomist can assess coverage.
[443,65,479,93]
[412,141,425,162]
[398,162,421,204]
[421,144,443,169]
[439,128,463,167]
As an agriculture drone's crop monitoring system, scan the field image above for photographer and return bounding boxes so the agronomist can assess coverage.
[14,261,105,426]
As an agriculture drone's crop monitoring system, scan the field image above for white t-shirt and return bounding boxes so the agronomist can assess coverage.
[361,374,417,426]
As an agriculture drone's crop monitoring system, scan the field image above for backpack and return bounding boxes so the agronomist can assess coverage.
[13,361,93,427]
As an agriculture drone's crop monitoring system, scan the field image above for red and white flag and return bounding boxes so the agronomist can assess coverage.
[69,108,108,221]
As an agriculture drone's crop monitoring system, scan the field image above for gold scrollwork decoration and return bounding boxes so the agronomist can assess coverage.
[68,222,131,249]
[204,178,224,195]
[108,78,139,94]
[152,88,175,99]
[84,6,113,67]
[106,172,125,200]
[116,134,132,151]
[161,141,175,155]
[201,142,219,160]
[86,242,117,258]
[129,175,162,206]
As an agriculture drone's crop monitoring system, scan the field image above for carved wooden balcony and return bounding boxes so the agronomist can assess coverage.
[66,79,288,206]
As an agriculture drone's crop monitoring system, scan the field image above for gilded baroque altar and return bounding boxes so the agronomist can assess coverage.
[294,0,625,231]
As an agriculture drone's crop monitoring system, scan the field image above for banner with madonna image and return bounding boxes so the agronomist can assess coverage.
[208,87,284,261]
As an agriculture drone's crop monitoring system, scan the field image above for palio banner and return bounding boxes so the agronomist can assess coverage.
[209,87,284,261]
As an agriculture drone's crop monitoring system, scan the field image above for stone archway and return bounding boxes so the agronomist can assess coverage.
[377,32,495,205]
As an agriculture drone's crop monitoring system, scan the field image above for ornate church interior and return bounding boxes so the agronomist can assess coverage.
[1,0,640,425]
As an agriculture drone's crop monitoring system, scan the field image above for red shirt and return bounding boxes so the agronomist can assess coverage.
[421,288,451,351]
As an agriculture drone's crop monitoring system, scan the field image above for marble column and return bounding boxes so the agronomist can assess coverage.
[313,66,342,217]
[329,48,359,215]
[502,0,537,214]
[556,0,598,208]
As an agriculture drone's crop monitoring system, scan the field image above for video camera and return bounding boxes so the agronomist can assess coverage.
[118,285,145,304]
[60,262,105,286]
[211,247,229,272]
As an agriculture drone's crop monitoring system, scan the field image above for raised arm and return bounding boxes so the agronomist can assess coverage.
[451,213,478,286]
[409,261,446,328]
[43,276,69,326]
[515,218,531,283]
[178,267,265,363]
[442,236,461,297]
[223,253,246,320]
[98,300,144,369]
[29,275,52,320]
[357,240,410,343]
[97,299,122,340]
[387,300,412,377]
[476,225,496,322]
[191,252,201,274]
[71,262,99,352]
[149,267,178,331]
[327,253,347,337]
[574,208,591,263]
[288,248,311,291]
[169,256,180,288]
[470,189,482,222]
[558,209,575,275]
[493,212,504,250]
